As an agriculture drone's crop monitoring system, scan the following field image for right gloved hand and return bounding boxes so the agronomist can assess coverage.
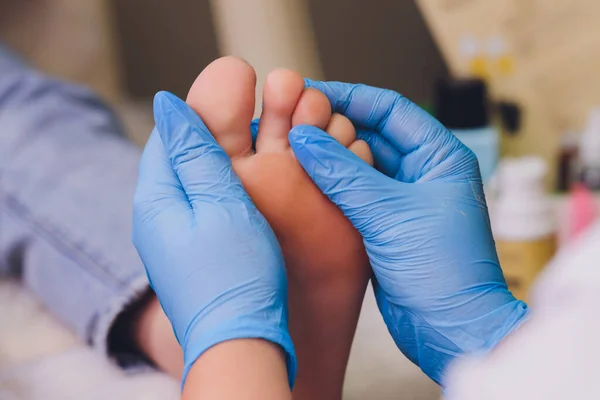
[289,80,528,385]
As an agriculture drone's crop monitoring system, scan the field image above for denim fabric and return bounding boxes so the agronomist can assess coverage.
[0,44,150,362]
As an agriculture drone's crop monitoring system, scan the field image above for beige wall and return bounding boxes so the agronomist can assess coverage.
[209,0,324,117]
[111,0,219,101]
[1,1,448,106]
[310,0,447,105]
[1,1,448,134]
[0,0,122,102]
[112,0,446,106]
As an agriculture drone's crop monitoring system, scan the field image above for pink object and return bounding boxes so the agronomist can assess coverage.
[567,183,598,242]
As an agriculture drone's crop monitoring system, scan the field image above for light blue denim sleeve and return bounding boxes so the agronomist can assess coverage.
[0,44,151,362]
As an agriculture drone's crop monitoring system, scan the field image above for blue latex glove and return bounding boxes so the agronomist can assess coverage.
[289,80,528,386]
[132,91,296,386]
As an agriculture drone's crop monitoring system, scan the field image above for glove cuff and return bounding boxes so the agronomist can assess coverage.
[180,319,297,390]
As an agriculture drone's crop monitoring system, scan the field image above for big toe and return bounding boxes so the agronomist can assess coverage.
[186,56,255,158]
[255,68,306,153]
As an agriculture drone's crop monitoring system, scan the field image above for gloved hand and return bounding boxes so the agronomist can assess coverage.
[289,80,528,386]
[132,91,296,385]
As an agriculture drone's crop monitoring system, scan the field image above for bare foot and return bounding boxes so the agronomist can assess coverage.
[186,56,372,400]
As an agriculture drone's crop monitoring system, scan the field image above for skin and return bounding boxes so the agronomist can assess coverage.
[133,295,183,376]
[183,339,292,400]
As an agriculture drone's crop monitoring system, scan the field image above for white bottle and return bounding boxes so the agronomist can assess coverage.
[491,157,557,301]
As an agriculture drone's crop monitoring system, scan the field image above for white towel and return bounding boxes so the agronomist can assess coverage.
[0,281,179,400]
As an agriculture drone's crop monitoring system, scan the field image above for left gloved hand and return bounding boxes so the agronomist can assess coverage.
[288,80,528,386]
[132,91,296,385]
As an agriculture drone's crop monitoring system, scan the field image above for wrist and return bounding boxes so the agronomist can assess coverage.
[440,297,529,385]
[385,292,528,386]
[478,298,530,354]
[108,289,154,361]
[131,293,184,377]
[459,292,529,355]
[181,317,297,388]
[183,339,292,400]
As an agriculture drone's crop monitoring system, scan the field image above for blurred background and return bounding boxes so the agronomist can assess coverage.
[0,0,447,145]
[1,0,599,399]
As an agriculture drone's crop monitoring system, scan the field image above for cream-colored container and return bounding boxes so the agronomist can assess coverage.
[491,157,557,301]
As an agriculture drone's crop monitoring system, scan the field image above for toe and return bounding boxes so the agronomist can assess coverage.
[349,140,374,166]
[255,68,305,153]
[291,88,332,130]
[186,56,256,158]
[326,113,356,147]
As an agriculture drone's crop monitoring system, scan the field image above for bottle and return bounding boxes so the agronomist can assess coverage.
[579,108,600,190]
[564,183,598,244]
[491,157,557,301]
[556,131,579,192]
[435,78,499,183]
